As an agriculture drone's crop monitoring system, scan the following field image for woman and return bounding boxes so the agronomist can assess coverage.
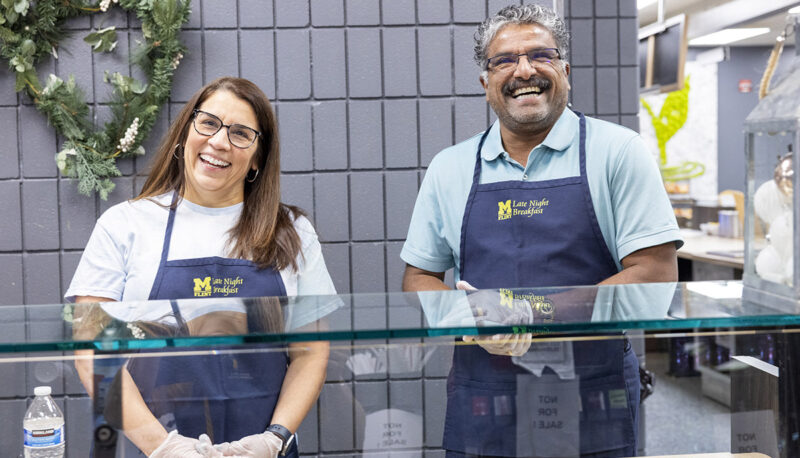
[67,77,333,457]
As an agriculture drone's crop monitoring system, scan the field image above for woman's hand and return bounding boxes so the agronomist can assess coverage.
[150,430,222,457]
[211,431,282,457]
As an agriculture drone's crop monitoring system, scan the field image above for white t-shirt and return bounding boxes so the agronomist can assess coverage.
[65,193,337,303]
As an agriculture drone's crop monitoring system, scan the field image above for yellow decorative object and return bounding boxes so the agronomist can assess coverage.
[641,76,705,182]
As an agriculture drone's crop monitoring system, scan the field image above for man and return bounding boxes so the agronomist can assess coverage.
[401,4,682,457]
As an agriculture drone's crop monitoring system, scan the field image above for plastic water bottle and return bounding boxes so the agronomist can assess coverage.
[23,386,65,458]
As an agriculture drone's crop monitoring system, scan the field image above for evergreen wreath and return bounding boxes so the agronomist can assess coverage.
[0,0,191,199]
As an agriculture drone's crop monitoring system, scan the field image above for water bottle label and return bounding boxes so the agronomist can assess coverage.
[23,425,64,448]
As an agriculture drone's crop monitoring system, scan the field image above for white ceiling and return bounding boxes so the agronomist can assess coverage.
[638,0,800,47]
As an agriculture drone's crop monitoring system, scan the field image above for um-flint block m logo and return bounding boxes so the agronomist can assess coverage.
[193,276,212,297]
[498,200,512,220]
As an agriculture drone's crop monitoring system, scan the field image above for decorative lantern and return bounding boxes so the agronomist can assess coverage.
[742,18,800,311]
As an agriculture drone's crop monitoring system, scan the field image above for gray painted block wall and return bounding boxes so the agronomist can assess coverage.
[0,0,639,456]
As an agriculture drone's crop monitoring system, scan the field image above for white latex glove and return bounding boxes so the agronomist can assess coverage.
[196,434,227,458]
[458,281,533,357]
[214,431,283,457]
[150,430,215,458]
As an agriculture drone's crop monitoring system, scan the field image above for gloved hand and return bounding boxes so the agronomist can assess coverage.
[214,431,283,457]
[196,434,228,458]
[150,430,220,458]
[458,281,533,357]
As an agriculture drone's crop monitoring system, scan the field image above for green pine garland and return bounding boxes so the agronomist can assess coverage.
[0,0,190,199]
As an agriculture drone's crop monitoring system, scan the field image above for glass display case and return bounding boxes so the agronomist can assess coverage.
[742,22,799,312]
[1,281,798,457]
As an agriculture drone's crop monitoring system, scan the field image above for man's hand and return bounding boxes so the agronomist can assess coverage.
[213,431,283,457]
[457,281,533,357]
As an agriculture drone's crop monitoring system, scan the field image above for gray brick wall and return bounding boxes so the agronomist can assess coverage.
[0,0,640,455]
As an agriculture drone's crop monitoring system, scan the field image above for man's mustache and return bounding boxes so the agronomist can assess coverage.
[504,76,552,94]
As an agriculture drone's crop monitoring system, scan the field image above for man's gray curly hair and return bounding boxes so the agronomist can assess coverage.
[474,4,570,75]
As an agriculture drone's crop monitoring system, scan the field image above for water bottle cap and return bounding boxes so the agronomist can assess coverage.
[34,386,51,396]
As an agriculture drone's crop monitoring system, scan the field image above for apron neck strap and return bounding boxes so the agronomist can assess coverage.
[157,191,181,265]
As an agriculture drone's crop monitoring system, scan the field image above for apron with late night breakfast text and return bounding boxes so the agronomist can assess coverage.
[443,113,639,457]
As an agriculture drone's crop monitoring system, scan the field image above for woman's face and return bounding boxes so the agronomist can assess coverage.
[182,90,261,207]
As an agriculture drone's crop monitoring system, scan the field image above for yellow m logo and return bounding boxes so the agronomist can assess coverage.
[498,200,512,220]
[499,288,514,308]
[193,277,212,297]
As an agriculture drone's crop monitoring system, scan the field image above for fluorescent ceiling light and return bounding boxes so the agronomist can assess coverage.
[638,0,657,9]
[790,6,800,13]
[689,28,771,46]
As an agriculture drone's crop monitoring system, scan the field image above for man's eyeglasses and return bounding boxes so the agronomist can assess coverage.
[486,48,561,71]
[192,109,261,149]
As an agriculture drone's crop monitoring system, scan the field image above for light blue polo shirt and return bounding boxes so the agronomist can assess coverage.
[401,109,683,282]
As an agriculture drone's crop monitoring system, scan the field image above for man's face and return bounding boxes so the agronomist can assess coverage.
[481,23,571,136]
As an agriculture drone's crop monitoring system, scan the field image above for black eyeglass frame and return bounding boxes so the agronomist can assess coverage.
[485,48,562,71]
[192,109,262,149]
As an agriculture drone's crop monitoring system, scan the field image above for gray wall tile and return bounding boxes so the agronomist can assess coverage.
[619,0,637,17]
[57,34,94,103]
[22,180,59,250]
[0,65,18,106]
[240,30,276,99]
[386,241,405,292]
[385,171,418,240]
[61,252,83,298]
[0,322,26,396]
[315,173,349,241]
[570,18,594,66]
[311,0,344,26]
[278,102,313,171]
[313,101,348,170]
[239,0,273,27]
[419,98,452,166]
[596,19,619,65]
[276,30,311,100]
[66,397,93,458]
[454,0,485,22]
[382,0,415,25]
[320,383,355,451]
[596,0,618,17]
[455,97,488,143]
[171,31,204,102]
[570,66,595,114]
[0,108,18,178]
[347,29,382,98]
[296,401,319,453]
[418,0,450,24]
[620,66,639,114]
[275,0,310,27]
[281,174,315,218]
[312,29,347,99]
[621,114,639,132]
[418,27,453,96]
[0,254,23,305]
[20,106,57,178]
[58,180,96,250]
[619,18,638,66]
[98,176,134,215]
[383,28,418,97]
[186,0,202,28]
[0,181,21,251]
[23,253,61,305]
[202,0,238,28]
[351,242,385,293]
[349,100,383,169]
[384,99,418,168]
[355,381,388,447]
[350,172,385,240]
[570,0,593,17]
[346,0,380,25]
[320,243,350,293]
[0,399,26,453]
[597,67,620,114]
[204,30,239,83]
[455,26,484,96]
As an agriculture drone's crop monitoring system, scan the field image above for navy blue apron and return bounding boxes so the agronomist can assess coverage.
[126,192,298,456]
[443,113,639,457]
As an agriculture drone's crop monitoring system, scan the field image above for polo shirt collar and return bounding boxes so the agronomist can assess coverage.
[480,108,579,162]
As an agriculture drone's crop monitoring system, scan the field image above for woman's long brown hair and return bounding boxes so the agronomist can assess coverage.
[138,77,303,270]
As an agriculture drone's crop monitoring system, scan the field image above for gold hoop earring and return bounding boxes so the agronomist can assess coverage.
[246,169,259,183]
